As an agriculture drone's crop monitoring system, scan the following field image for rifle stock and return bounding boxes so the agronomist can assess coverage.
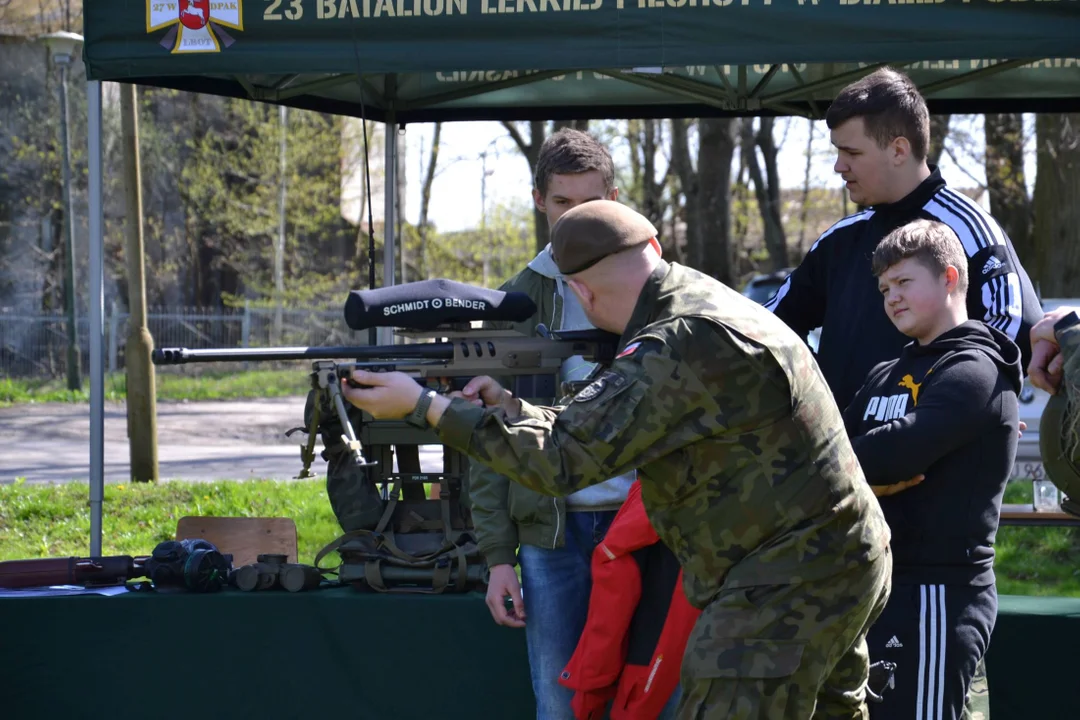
[0,556,149,589]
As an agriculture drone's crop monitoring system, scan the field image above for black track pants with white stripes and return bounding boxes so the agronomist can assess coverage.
[867,582,996,720]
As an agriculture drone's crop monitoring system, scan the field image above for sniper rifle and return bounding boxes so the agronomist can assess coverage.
[151,278,621,472]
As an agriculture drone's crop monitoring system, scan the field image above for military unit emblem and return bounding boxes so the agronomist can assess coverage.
[147,0,244,54]
[573,377,607,403]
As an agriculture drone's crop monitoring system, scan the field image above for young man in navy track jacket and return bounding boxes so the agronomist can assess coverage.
[844,219,1020,720]
[765,67,1042,414]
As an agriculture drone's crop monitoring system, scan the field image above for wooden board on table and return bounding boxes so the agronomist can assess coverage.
[1000,503,1080,526]
[176,516,298,568]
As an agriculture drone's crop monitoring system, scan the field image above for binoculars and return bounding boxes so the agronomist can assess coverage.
[229,554,323,593]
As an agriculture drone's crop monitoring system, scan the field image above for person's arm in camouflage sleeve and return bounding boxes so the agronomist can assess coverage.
[467,315,523,569]
[438,323,787,498]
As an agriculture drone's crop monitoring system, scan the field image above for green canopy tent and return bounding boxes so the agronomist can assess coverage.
[81,0,1080,552]
[86,0,1080,121]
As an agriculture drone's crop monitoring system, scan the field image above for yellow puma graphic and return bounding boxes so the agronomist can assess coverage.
[898,369,933,406]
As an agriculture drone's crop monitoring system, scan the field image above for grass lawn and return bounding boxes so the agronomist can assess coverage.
[0,369,309,407]
[1,476,1077,597]
[995,480,1080,596]
[0,478,342,564]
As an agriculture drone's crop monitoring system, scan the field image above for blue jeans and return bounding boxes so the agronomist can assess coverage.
[518,510,682,720]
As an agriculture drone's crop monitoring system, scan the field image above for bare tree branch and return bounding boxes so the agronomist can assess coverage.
[501,121,530,159]
[419,122,442,280]
[943,143,988,193]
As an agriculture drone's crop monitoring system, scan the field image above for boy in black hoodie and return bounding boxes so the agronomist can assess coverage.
[844,218,1021,720]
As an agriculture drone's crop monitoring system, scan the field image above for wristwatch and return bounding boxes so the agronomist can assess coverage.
[406,389,436,429]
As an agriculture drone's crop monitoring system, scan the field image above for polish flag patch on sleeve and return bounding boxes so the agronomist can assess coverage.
[616,342,642,359]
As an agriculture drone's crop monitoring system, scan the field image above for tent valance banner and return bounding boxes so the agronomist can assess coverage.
[84,0,1080,120]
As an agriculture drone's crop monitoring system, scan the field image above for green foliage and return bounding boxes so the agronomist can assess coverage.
[1,61,90,313]
[419,199,536,288]
[0,478,343,564]
[179,100,353,300]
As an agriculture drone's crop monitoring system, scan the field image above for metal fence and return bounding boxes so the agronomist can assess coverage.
[0,303,365,378]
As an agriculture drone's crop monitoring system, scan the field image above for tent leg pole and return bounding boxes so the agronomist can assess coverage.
[380,112,397,345]
[88,80,105,557]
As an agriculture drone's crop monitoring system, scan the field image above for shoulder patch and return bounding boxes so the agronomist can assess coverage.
[571,369,629,404]
[573,377,607,402]
[614,336,665,363]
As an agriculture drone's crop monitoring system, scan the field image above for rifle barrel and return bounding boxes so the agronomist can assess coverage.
[152,344,455,365]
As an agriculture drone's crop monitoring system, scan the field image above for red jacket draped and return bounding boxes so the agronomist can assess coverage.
[558,480,701,719]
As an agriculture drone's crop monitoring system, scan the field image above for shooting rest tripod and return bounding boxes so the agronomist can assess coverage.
[359,419,469,505]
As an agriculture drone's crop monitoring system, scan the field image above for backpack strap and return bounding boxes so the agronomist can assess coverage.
[449,543,468,592]
[377,531,452,564]
[395,444,428,502]
[364,560,387,592]
[439,485,455,542]
[374,476,402,534]
[314,529,374,573]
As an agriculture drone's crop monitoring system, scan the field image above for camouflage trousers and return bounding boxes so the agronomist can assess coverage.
[676,549,892,720]
[962,657,990,720]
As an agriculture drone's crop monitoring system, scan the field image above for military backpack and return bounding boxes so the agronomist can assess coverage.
[298,385,489,594]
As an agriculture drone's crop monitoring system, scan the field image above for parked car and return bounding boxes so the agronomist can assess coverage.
[741,268,820,352]
[741,268,793,305]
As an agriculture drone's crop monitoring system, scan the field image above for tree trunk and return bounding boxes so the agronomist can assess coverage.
[642,119,667,234]
[502,120,549,253]
[627,119,642,207]
[797,118,815,252]
[418,123,442,280]
[625,119,671,238]
[742,118,787,272]
[553,119,589,133]
[1033,114,1080,297]
[984,113,1033,269]
[396,125,408,284]
[732,144,750,256]
[697,118,737,286]
[670,118,701,270]
[928,115,951,167]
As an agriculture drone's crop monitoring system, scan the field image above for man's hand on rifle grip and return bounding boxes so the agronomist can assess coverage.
[340,370,426,420]
[452,376,520,417]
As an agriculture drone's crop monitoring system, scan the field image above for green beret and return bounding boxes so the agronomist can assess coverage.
[550,200,658,275]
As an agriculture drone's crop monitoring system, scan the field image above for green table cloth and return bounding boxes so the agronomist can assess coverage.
[1,587,534,719]
[1,589,1075,719]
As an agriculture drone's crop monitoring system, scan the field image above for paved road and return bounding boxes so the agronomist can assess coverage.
[0,398,444,484]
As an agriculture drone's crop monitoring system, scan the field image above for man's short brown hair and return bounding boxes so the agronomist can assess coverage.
[872,219,968,295]
[534,128,616,197]
[826,67,931,162]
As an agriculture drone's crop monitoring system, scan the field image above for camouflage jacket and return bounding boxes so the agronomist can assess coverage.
[437,260,890,608]
[468,262,568,568]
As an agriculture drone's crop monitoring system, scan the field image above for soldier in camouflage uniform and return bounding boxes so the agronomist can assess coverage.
[342,201,893,719]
